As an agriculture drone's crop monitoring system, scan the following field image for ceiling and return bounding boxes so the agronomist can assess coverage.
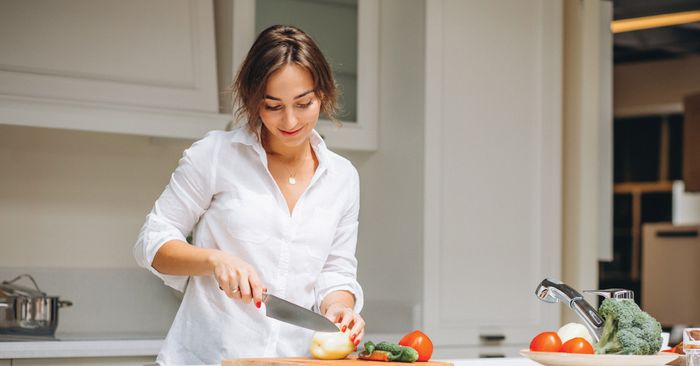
[613,0,700,64]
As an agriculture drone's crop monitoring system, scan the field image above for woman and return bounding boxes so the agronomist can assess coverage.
[134,25,365,366]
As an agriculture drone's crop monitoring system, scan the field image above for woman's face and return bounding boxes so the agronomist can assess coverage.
[259,64,321,147]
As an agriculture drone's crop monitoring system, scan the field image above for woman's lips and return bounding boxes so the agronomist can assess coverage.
[280,127,303,137]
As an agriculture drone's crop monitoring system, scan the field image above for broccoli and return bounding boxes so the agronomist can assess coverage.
[595,298,662,355]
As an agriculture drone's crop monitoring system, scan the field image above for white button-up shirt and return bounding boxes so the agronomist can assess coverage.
[133,126,363,366]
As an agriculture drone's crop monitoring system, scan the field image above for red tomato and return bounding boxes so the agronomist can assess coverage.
[529,332,562,352]
[399,330,433,362]
[560,337,594,354]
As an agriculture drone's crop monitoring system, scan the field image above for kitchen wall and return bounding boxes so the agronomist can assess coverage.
[0,0,425,336]
[0,125,189,334]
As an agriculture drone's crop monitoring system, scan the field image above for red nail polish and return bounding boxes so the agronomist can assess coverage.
[350,334,355,341]
[354,339,360,346]
[256,301,261,309]
[342,325,347,332]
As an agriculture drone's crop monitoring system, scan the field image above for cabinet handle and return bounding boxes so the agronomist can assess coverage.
[479,334,506,342]
[479,354,506,358]
[657,230,698,238]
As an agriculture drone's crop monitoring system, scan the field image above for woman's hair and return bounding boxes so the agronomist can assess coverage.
[231,25,339,134]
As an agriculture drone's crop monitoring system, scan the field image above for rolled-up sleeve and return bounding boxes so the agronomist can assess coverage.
[314,169,364,313]
[133,133,218,291]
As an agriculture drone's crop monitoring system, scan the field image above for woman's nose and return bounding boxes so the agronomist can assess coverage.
[282,108,299,127]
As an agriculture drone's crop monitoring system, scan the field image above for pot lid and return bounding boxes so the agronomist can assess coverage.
[0,274,46,297]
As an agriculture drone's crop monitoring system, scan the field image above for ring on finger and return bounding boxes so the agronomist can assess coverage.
[231,287,240,294]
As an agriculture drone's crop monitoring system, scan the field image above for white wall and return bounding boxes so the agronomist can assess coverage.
[0,125,190,268]
[0,124,188,334]
[0,0,425,335]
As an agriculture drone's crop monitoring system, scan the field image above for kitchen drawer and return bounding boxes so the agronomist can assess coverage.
[433,345,526,359]
[13,356,156,366]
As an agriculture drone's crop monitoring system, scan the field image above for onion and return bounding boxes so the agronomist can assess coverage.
[557,322,593,344]
[309,325,354,360]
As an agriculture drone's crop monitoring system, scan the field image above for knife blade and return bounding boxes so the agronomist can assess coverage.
[261,293,339,332]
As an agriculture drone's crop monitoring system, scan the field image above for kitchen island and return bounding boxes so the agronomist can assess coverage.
[1,336,540,366]
[222,358,539,366]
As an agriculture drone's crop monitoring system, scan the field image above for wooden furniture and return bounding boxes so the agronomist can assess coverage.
[642,223,700,325]
[683,92,700,192]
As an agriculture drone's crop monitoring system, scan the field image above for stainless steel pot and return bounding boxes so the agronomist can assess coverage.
[0,274,72,336]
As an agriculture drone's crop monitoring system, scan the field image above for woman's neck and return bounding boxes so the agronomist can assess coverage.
[261,126,311,161]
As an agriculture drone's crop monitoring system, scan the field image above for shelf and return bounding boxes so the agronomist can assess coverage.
[0,95,231,140]
[614,181,674,194]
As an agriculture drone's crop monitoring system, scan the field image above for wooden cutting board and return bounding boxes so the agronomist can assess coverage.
[222,357,454,366]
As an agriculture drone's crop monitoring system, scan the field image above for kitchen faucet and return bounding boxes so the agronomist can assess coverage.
[535,278,634,343]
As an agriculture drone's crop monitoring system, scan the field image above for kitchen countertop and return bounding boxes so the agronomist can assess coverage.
[444,359,538,366]
[0,332,539,366]
[0,333,163,359]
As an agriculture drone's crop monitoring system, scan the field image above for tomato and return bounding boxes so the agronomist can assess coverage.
[560,337,594,354]
[399,330,433,362]
[529,332,562,352]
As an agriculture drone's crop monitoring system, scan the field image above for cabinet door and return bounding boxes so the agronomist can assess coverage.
[13,356,156,366]
[424,0,562,347]
[0,0,218,112]
[0,0,228,139]
[219,0,379,151]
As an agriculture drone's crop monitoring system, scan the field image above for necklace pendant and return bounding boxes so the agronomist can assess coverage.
[288,176,297,185]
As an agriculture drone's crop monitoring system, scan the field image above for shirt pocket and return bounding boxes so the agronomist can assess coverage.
[312,206,340,248]
[295,206,339,275]
[223,196,276,244]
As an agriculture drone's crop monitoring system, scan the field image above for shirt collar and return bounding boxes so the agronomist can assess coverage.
[230,124,332,173]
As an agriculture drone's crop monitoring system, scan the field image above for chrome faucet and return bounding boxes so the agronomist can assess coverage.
[534,278,635,343]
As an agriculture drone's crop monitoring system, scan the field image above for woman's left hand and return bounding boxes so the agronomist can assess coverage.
[324,303,365,348]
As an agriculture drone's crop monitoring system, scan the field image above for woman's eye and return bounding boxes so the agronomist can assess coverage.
[297,101,313,109]
[265,105,283,111]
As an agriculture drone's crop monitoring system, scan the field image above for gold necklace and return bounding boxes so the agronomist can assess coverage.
[262,132,309,185]
[284,146,309,185]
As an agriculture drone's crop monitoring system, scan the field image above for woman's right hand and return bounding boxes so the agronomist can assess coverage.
[209,251,266,308]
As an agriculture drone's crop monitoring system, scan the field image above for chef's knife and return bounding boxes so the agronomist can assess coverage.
[261,293,338,332]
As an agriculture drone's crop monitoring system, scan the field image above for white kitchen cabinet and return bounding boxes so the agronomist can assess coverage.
[433,345,526,359]
[423,0,562,349]
[0,0,229,139]
[12,356,155,366]
[215,0,379,151]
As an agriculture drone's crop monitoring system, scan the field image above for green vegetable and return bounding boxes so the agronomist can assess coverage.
[595,298,662,355]
[359,341,419,362]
